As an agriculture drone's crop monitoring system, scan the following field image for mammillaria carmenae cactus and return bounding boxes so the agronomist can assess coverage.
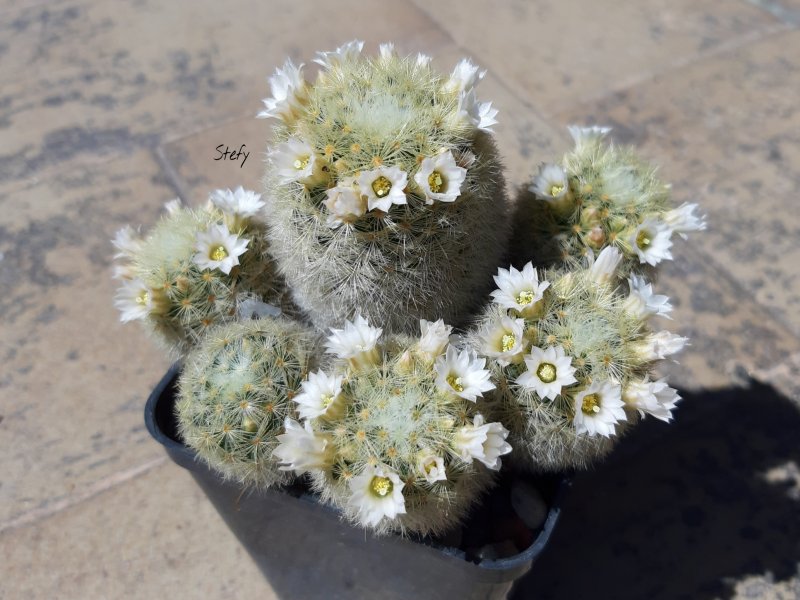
[112,188,292,357]
[113,41,708,544]
[176,318,316,487]
[470,249,686,470]
[259,41,509,334]
[274,316,511,535]
[512,126,706,277]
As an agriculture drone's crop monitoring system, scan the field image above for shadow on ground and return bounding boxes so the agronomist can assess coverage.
[513,381,800,600]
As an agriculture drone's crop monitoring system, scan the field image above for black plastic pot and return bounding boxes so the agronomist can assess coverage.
[145,366,569,600]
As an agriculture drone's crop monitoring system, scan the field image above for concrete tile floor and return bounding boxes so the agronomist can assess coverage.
[0,0,798,598]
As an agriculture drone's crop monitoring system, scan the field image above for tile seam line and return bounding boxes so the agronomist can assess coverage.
[0,109,259,199]
[0,455,167,536]
[541,21,794,118]
[408,0,791,119]
[681,243,800,342]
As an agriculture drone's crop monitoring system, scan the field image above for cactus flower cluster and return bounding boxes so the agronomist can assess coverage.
[115,42,705,537]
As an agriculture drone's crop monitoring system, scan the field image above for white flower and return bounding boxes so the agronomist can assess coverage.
[453,414,512,471]
[323,179,366,227]
[635,330,688,361]
[192,223,250,275]
[273,418,330,474]
[516,345,577,401]
[573,380,627,438]
[112,225,143,260]
[313,40,364,69]
[209,187,265,219]
[356,166,408,212]
[348,464,406,527]
[417,319,453,360]
[457,90,498,132]
[257,59,308,122]
[324,314,382,370]
[417,450,447,483]
[624,274,672,319]
[568,125,611,148]
[530,164,569,202]
[413,151,467,204]
[481,317,527,366]
[663,203,707,239]
[434,346,495,402]
[111,263,135,280]
[588,246,623,285]
[490,262,550,317]
[623,377,681,422]
[444,58,486,94]
[294,370,345,421]
[271,137,324,185]
[630,218,673,266]
[416,53,432,67]
[378,42,395,60]
[114,278,154,322]
[163,198,183,215]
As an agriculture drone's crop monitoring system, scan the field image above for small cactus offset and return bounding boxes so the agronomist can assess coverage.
[112,189,292,357]
[469,249,686,471]
[512,126,706,277]
[259,41,509,333]
[177,318,316,487]
[274,316,510,535]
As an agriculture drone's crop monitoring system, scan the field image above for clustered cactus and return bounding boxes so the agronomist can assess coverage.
[112,188,291,357]
[176,318,316,487]
[513,126,706,277]
[115,42,706,538]
[471,252,687,470]
[260,41,508,333]
[272,317,507,535]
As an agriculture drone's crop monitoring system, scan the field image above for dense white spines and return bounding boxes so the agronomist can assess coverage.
[176,319,316,487]
[277,317,508,536]
[111,192,292,357]
[513,126,706,279]
[262,43,509,333]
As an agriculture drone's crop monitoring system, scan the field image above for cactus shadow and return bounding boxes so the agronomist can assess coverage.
[513,381,800,600]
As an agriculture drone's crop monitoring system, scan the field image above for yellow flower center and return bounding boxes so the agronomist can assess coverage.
[516,290,535,306]
[549,183,564,196]
[501,334,516,352]
[210,244,228,261]
[581,393,602,415]
[636,230,652,250]
[135,290,150,305]
[371,176,393,198]
[370,476,393,498]
[428,171,445,193]
[536,363,557,383]
[321,393,334,408]
[447,374,464,392]
[293,155,310,170]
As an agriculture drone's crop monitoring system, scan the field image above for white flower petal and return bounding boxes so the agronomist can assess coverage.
[434,346,494,402]
[573,380,627,438]
[413,151,467,204]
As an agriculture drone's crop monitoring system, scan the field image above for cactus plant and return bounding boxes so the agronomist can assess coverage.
[274,316,511,535]
[176,317,316,487]
[511,126,706,277]
[112,189,292,357]
[259,41,509,334]
[470,250,686,471]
